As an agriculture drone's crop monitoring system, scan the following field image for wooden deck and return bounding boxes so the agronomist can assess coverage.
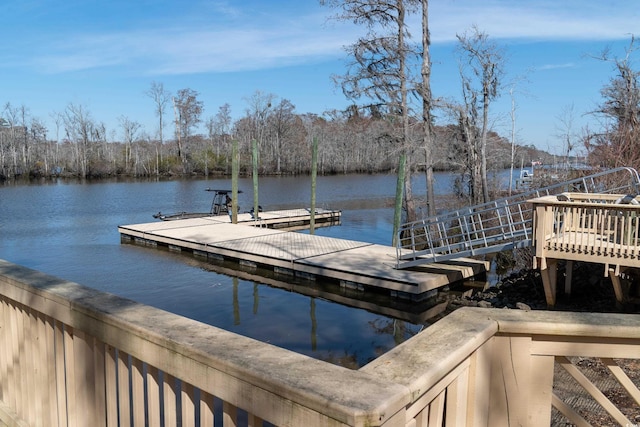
[118,214,489,299]
[531,192,640,306]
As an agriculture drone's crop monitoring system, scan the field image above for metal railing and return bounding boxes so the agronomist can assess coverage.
[396,167,640,269]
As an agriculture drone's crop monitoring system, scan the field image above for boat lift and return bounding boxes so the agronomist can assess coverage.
[395,167,640,269]
[208,189,242,215]
[153,189,242,221]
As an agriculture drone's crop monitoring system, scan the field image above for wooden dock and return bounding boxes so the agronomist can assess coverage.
[118,213,489,300]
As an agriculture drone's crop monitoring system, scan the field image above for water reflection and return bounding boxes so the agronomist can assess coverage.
[135,245,441,367]
[0,173,498,368]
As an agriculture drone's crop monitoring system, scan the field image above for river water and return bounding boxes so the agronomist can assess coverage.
[0,171,512,368]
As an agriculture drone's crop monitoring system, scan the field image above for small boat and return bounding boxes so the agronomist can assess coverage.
[153,189,242,221]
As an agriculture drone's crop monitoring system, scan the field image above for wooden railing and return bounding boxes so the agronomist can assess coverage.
[531,192,640,306]
[1,259,639,426]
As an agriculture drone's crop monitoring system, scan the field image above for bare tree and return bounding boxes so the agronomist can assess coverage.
[509,87,517,195]
[555,104,577,170]
[29,117,48,176]
[173,88,204,161]
[49,111,64,175]
[62,103,96,178]
[214,103,232,158]
[449,92,481,202]
[320,0,421,221]
[119,115,142,174]
[419,0,436,216]
[244,90,275,147]
[145,81,171,175]
[456,26,505,203]
[2,103,20,176]
[269,99,297,173]
[586,36,640,169]
[18,105,30,172]
[145,81,171,145]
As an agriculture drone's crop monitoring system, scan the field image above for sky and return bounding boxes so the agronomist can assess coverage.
[1,0,638,155]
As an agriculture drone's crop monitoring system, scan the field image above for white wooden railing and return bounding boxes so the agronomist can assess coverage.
[1,259,639,426]
[531,192,640,306]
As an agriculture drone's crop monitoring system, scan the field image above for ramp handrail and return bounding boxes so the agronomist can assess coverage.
[396,167,640,269]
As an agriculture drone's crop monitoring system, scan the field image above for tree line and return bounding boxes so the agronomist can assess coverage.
[0,86,544,180]
[0,92,546,178]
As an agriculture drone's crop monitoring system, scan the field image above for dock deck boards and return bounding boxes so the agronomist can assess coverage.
[119,214,488,297]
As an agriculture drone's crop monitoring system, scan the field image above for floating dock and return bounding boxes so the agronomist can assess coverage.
[118,212,488,300]
[234,208,341,229]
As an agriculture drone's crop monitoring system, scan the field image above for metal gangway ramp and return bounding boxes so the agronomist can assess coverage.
[396,167,640,269]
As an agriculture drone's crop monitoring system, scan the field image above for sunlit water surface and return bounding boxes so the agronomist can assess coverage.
[0,172,512,368]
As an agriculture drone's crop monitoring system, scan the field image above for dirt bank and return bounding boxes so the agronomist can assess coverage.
[448,262,639,314]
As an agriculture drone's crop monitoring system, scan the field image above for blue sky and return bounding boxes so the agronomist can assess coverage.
[1,0,638,154]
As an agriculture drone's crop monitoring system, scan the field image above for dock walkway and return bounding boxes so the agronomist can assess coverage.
[119,214,488,299]
[234,207,341,229]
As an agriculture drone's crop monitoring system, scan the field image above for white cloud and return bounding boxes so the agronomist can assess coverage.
[26,4,358,75]
[32,23,350,75]
[21,1,639,76]
[427,0,638,42]
[536,63,577,71]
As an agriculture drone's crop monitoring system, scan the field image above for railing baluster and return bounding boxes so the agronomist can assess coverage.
[40,313,57,427]
[54,321,68,427]
[427,390,445,426]
[181,382,196,427]
[131,357,145,426]
[223,401,238,427]
[105,345,118,427]
[200,390,215,427]
[164,372,178,427]
[444,366,470,426]
[613,212,621,257]
[26,308,38,424]
[14,304,25,420]
[0,298,7,405]
[247,413,264,427]
[146,365,162,426]
[117,350,131,427]
[75,330,99,427]
[606,210,614,257]
[64,326,78,427]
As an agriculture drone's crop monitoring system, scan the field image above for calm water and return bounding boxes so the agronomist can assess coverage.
[0,172,511,368]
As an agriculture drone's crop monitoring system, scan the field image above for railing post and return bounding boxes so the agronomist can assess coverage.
[487,336,533,426]
[528,355,555,425]
[392,153,405,248]
[465,338,492,425]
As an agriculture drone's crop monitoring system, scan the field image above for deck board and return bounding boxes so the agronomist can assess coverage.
[119,215,488,297]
